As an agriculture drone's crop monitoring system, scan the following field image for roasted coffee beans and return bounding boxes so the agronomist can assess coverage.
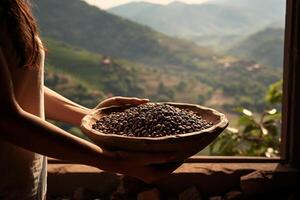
[92,103,213,137]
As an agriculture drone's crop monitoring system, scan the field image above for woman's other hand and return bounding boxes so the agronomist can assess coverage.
[94,96,149,110]
[96,148,180,183]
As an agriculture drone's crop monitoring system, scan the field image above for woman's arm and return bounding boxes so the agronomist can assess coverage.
[44,87,91,126]
[44,87,149,126]
[0,49,176,183]
[0,48,102,167]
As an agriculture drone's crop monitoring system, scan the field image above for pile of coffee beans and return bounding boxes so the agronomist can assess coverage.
[92,103,213,137]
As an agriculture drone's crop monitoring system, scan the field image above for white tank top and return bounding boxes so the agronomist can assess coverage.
[0,47,47,200]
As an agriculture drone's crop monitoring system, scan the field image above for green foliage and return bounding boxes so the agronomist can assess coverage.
[265,80,283,105]
[154,82,175,101]
[45,65,104,108]
[44,38,145,98]
[210,80,283,156]
[175,80,188,92]
[195,57,281,112]
[197,95,206,105]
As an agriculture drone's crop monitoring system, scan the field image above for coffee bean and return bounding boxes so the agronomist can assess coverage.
[92,103,213,137]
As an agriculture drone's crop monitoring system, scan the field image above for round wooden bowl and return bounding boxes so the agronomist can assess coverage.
[81,102,228,161]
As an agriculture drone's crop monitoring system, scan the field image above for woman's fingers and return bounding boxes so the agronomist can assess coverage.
[99,148,181,183]
[98,96,149,108]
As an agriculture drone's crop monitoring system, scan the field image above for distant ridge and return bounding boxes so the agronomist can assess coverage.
[228,28,285,68]
[109,0,285,47]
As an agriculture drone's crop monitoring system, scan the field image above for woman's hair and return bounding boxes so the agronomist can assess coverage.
[0,0,42,68]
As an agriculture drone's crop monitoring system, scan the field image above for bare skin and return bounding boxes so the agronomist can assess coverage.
[0,35,178,183]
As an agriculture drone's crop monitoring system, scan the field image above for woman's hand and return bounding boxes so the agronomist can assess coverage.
[93,96,180,182]
[96,148,180,183]
[94,96,149,110]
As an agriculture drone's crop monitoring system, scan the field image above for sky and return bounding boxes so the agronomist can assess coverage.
[84,0,212,9]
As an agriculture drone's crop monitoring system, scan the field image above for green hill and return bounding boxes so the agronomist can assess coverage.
[45,65,104,109]
[228,28,284,68]
[44,38,144,99]
[43,37,212,107]
[33,0,212,68]
[44,37,281,117]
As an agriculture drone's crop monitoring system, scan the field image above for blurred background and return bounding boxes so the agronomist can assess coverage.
[33,0,285,157]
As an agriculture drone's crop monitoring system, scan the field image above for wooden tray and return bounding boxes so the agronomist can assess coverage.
[81,102,228,161]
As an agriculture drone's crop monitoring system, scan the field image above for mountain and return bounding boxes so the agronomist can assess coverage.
[34,0,281,115]
[109,0,285,48]
[33,0,212,68]
[213,0,285,17]
[109,1,253,36]
[228,28,285,68]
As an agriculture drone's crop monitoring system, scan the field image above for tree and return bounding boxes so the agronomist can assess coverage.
[210,80,282,157]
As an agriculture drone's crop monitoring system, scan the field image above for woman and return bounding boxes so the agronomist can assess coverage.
[0,1,176,199]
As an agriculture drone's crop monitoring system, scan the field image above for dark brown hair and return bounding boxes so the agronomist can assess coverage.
[0,0,42,68]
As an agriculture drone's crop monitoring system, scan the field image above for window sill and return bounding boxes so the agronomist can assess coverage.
[47,159,299,197]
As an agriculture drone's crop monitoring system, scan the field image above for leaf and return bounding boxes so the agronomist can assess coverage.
[235,107,244,113]
[243,125,257,133]
[265,80,283,105]
[238,116,255,126]
[264,113,281,121]
[263,124,279,136]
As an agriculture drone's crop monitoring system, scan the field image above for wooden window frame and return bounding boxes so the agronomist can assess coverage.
[280,0,300,168]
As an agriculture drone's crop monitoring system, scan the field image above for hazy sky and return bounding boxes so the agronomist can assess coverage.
[84,0,212,9]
